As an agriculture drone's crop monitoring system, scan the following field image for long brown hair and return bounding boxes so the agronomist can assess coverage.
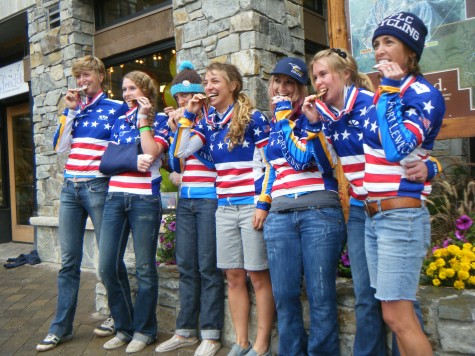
[205,62,254,151]
[123,71,159,125]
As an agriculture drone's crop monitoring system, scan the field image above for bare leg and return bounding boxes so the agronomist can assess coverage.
[382,300,432,356]
[248,270,275,355]
[226,269,250,348]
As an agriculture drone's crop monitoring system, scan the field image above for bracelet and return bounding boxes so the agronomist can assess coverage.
[137,113,148,120]
[139,126,152,132]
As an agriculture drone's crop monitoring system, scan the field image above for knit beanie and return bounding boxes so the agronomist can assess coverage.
[271,57,308,85]
[170,61,204,97]
[372,12,428,61]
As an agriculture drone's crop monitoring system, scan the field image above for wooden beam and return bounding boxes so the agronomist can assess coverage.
[327,0,348,49]
[436,117,475,140]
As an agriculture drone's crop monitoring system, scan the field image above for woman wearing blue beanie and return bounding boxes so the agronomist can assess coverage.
[365,11,444,355]
[155,61,224,356]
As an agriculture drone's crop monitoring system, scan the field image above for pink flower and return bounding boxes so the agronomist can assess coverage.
[455,230,466,241]
[443,239,452,248]
[456,215,473,230]
[168,221,176,232]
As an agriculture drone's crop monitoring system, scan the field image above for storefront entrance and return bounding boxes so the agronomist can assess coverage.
[6,103,34,243]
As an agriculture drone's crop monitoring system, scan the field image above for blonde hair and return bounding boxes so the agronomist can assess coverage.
[72,55,107,92]
[205,62,253,151]
[124,71,159,125]
[267,75,308,120]
[309,48,375,92]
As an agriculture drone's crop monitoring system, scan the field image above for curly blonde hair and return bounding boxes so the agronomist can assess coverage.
[309,48,375,92]
[205,62,253,151]
[124,71,159,126]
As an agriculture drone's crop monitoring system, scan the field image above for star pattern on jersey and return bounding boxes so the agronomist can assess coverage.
[370,121,378,133]
[254,127,262,136]
[341,130,350,140]
[406,108,417,116]
[423,100,434,115]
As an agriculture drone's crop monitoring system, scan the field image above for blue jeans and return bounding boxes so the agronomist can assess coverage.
[98,192,161,343]
[175,198,224,340]
[264,207,346,356]
[347,204,386,356]
[49,178,109,338]
[359,204,426,356]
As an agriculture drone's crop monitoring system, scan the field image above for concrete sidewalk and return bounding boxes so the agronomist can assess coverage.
[0,243,229,356]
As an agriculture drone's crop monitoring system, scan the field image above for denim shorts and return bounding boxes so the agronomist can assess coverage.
[216,204,268,271]
[365,206,430,301]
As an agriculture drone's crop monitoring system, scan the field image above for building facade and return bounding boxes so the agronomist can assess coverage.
[0,0,473,252]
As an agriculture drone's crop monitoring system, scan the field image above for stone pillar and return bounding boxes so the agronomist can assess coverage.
[28,0,97,266]
[172,0,305,111]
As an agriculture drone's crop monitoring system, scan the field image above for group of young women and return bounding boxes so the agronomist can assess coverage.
[39,10,444,356]
[160,11,444,356]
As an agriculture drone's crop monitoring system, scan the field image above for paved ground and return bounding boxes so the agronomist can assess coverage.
[0,243,229,356]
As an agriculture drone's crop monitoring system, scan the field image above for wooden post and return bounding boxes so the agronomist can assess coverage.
[327,0,351,221]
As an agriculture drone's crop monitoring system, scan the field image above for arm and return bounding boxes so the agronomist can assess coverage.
[254,145,274,230]
[374,77,426,162]
[53,109,76,152]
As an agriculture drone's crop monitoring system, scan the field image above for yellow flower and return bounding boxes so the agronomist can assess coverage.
[458,270,470,280]
[468,276,475,285]
[448,245,461,254]
[429,262,437,270]
[433,249,442,258]
[460,262,471,272]
[438,269,447,280]
[446,268,455,278]
[426,268,435,277]
[464,250,475,261]
[436,258,446,267]
[432,279,441,287]
[454,280,465,290]
[463,243,472,250]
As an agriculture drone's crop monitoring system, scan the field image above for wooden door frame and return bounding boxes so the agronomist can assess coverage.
[6,103,34,243]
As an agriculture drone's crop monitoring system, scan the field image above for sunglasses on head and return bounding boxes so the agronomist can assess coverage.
[331,48,347,59]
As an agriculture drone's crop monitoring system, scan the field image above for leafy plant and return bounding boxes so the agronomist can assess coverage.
[156,212,176,265]
[427,161,475,246]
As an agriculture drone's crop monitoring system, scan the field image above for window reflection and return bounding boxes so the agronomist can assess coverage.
[95,0,171,29]
[106,47,177,112]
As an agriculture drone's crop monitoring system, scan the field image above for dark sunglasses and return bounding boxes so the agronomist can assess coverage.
[331,48,347,59]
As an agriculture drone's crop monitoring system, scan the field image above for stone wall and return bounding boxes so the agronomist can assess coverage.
[173,0,306,112]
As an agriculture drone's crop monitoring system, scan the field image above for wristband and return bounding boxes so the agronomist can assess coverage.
[137,113,148,120]
[183,110,198,121]
[139,126,152,132]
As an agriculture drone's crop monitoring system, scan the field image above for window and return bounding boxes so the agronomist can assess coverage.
[303,0,325,16]
[95,0,171,29]
[104,44,177,112]
[47,4,60,30]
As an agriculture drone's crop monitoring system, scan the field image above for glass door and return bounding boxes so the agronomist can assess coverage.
[7,103,34,243]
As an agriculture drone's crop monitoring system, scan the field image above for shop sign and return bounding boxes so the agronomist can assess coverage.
[0,61,29,100]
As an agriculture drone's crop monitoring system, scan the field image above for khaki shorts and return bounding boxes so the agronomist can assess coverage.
[216,204,268,271]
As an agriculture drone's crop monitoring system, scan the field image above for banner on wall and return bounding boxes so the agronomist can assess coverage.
[347,0,475,119]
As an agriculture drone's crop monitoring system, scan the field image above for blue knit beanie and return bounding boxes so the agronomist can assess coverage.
[372,12,428,61]
[171,61,204,97]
